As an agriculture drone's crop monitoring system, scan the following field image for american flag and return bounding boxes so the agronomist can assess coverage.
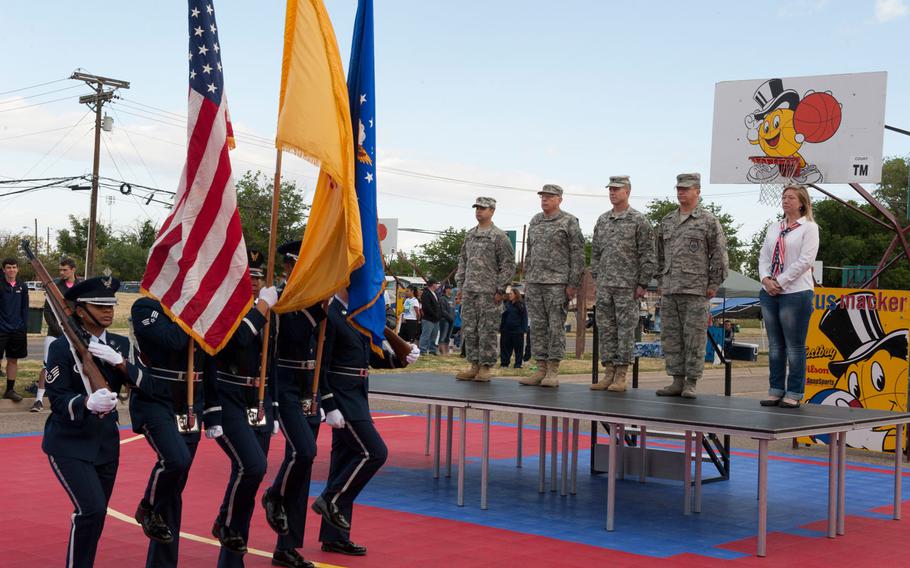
[140,0,252,355]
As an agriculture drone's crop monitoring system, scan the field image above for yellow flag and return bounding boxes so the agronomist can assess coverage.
[273,0,363,313]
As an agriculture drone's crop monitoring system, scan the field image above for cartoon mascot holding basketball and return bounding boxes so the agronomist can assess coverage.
[744,78,842,184]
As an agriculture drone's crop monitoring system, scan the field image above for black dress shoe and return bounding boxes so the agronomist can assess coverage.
[272,548,315,568]
[778,399,801,409]
[759,398,781,407]
[311,496,350,531]
[135,502,174,543]
[212,519,247,553]
[321,540,367,556]
[261,489,289,535]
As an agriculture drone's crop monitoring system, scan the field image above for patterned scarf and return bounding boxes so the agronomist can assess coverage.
[770,220,801,277]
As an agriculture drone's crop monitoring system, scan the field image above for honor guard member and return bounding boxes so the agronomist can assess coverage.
[262,241,325,568]
[208,250,280,568]
[454,196,516,382]
[130,295,218,567]
[520,184,585,388]
[655,173,728,398]
[590,176,656,392]
[311,287,419,556]
[42,276,145,568]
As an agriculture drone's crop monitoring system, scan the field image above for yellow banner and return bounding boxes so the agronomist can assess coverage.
[798,287,910,452]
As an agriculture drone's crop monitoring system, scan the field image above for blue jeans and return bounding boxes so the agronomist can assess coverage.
[760,289,813,400]
[419,319,440,354]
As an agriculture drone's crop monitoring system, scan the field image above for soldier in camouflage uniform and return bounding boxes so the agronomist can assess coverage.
[655,173,728,398]
[454,197,516,382]
[590,176,656,392]
[519,184,585,388]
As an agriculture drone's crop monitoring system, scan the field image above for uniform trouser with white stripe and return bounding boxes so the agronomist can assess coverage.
[318,420,387,543]
[139,409,200,568]
[215,421,271,568]
[47,455,117,568]
[271,388,320,552]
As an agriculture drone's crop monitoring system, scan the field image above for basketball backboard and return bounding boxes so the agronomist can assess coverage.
[710,72,887,185]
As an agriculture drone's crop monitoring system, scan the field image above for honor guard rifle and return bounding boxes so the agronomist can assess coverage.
[20,240,111,393]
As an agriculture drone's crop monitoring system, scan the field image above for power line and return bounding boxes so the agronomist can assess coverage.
[0,94,84,114]
[0,84,84,106]
[0,77,69,97]
[21,112,92,178]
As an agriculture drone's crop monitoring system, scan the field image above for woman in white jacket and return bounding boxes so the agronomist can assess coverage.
[757,185,819,409]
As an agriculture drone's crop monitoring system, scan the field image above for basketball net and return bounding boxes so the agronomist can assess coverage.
[748,156,801,206]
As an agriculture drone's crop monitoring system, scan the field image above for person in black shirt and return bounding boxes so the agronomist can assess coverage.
[500,288,528,368]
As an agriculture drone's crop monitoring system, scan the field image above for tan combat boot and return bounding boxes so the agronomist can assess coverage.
[474,365,492,382]
[540,360,560,388]
[590,363,615,390]
[607,365,629,392]
[519,361,548,386]
[681,379,697,399]
[455,362,479,381]
[656,376,685,396]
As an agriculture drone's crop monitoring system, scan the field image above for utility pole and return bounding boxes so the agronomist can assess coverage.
[71,71,130,277]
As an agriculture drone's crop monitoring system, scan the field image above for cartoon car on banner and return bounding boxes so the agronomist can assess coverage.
[744,78,842,185]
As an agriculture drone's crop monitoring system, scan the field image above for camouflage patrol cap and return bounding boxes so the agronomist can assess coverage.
[472,196,496,209]
[606,176,630,188]
[538,184,563,196]
[675,173,701,188]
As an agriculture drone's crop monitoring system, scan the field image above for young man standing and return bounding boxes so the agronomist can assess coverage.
[1,257,28,402]
[32,258,81,412]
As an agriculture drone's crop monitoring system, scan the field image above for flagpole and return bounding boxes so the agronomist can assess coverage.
[256,149,283,423]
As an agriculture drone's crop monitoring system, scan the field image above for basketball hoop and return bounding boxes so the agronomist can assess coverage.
[748,156,802,206]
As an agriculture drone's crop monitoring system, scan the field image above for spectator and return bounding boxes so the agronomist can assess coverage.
[1,257,28,402]
[419,279,442,355]
[500,289,528,368]
[723,320,735,359]
[451,290,463,349]
[758,184,819,409]
[32,258,81,412]
[437,286,455,355]
[399,285,421,342]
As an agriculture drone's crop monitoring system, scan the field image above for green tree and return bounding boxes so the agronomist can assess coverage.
[410,227,468,284]
[56,215,112,261]
[644,198,745,273]
[742,221,772,280]
[873,156,909,222]
[235,170,309,273]
[97,219,161,281]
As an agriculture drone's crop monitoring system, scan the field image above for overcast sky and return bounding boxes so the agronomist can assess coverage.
[2,1,909,254]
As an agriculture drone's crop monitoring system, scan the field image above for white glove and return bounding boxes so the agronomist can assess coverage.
[326,409,345,429]
[746,128,759,142]
[320,407,326,422]
[272,420,280,435]
[88,343,124,366]
[406,344,420,365]
[258,286,278,308]
[744,113,758,129]
[205,425,224,439]
[86,388,118,413]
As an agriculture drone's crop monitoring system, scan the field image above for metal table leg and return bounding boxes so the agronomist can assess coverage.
[550,416,558,492]
[433,404,442,479]
[618,424,625,480]
[837,431,846,535]
[694,431,703,513]
[896,423,904,520]
[445,406,454,478]
[517,413,523,468]
[757,439,768,557]
[561,418,569,496]
[538,416,547,493]
[481,409,490,510]
[683,431,692,515]
[571,418,580,495]
[639,426,647,483]
[607,422,617,531]
[425,404,432,456]
[827,434,838,538]
[458,407,466,507]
